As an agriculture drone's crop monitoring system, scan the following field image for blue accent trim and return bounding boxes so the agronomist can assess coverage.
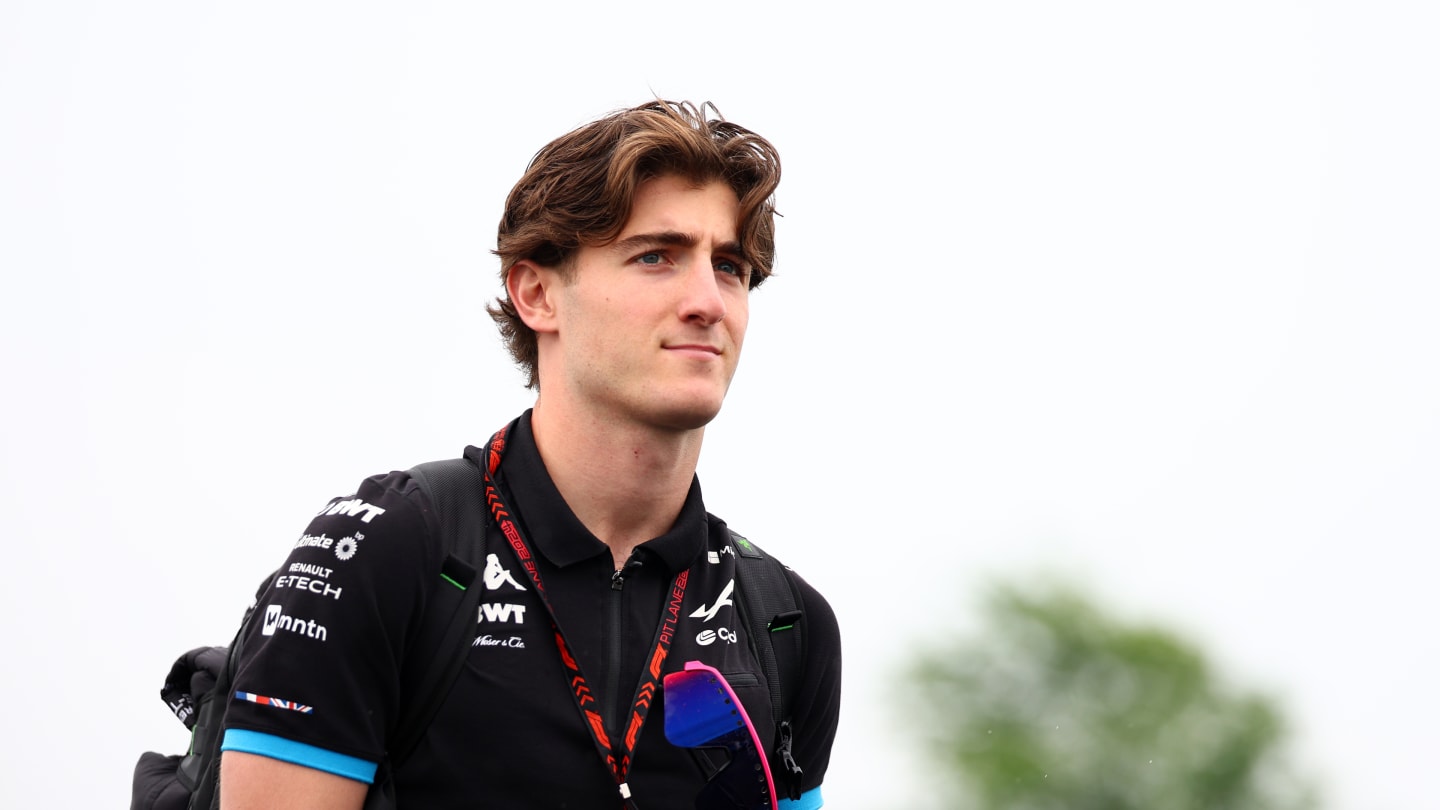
[220,729,377,784]
[779,786,824,810]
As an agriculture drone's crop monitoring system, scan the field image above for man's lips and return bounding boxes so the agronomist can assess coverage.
[664,344,723,357]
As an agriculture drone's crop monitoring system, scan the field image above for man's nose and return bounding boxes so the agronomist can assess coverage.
[679,259,727,325]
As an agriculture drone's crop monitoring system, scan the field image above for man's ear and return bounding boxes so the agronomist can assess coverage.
[506,259,560,334]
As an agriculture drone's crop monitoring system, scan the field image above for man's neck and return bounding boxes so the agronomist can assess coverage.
[529,399,704,569]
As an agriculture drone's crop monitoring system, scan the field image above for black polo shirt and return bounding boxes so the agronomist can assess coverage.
[222,411,841,809]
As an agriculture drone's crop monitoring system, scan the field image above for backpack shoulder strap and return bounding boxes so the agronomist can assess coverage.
[362,456,488,810]
[729,528,807,800]
[180,576,271,810]
[385,456,487,767]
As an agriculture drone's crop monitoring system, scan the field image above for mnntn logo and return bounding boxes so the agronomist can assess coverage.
[261,605,328,641]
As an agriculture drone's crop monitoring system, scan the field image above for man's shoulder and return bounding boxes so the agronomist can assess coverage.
[316,459,469,528]
[281,465,454,580]
[706,517,837,623]
[706,516,806,573]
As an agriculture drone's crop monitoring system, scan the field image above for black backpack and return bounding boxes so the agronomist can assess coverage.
[131,457,807,809]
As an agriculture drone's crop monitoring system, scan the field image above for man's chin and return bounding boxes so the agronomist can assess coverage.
[656,408,721,433]
[648,397,725,433]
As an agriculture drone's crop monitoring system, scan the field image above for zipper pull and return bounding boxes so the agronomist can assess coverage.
[611,557,644,591]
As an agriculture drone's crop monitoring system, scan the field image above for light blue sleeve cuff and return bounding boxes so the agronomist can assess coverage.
[779,786,824,809]
[220,728,378,784]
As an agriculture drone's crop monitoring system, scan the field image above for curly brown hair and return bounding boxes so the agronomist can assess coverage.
[487,100,782,389]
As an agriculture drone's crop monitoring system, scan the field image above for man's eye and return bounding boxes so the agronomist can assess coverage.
[716,260,750,282]
[637,252,664,265]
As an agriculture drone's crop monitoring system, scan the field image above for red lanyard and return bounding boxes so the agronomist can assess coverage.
[481,423,690,808]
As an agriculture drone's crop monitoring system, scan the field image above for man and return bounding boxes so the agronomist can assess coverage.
[218,100,841,809]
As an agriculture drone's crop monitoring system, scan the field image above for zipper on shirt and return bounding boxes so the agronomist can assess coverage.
[606,555,643,734]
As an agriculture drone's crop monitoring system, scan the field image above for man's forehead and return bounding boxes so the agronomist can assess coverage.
[612,176,741,244]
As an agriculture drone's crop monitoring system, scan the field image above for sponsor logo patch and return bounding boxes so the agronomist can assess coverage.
[333,533,362,561]
[473,634,526,649]
[289,562,333,578]
[483,554,526,591]
[477,603,527,624]
[689,578,735,623]
[273,574,343,601]
[696,627,738,646]
[261,604,328,641]
[234,691,314,714]
[294,533,335,550]
[317,498,386,524]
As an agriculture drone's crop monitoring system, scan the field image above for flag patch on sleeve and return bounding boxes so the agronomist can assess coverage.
[234,691,315,714]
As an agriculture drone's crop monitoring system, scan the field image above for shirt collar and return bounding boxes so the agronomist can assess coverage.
[495,410,708,574]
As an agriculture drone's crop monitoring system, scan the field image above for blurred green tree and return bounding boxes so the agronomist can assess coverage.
[907,583,1320,810]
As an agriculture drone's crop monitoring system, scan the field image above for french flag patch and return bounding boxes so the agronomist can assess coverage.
[235,691,315,714]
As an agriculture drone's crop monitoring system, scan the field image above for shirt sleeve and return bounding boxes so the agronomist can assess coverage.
[221,470,444,770]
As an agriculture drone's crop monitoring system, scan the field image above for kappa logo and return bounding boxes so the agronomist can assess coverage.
[483,553,526,591]
[261,604,328,641]
[317,498,386,524]
[689,578,735,623]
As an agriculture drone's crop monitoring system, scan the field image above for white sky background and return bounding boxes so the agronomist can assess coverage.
[2,2,1436,808]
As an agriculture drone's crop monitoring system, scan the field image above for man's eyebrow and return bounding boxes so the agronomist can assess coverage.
[713,240,747,263]
[610,231,698,253]
[610,231,750,263]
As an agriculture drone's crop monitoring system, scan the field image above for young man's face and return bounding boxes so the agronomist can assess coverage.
[550,173,751,433]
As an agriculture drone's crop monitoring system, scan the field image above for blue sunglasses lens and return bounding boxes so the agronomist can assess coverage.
[664,661,776,810]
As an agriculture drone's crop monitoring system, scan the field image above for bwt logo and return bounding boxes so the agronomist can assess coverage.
[317,498,386,524]
[261,604,328,641]
[478,603,527,624]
